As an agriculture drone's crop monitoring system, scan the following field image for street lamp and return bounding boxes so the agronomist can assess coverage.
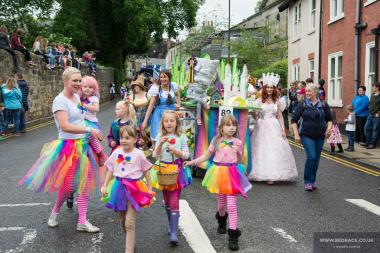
[228,0,231,62]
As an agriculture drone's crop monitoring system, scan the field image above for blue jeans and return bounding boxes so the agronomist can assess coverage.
[0,110,4,133]
[364,115,380,146]
[301,136,324,184]
[346,131,355,147]
[4,108,21,133]
[19,108,26,132]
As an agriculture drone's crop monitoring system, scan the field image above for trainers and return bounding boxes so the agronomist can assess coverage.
[48,212,58,227]
[367,144,376,149]
[77,220,100,233]
[311,183,317,190]
[304,183,313,191]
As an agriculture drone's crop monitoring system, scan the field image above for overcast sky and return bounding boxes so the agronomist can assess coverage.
[197,0,258,25]
[178,0,258,39]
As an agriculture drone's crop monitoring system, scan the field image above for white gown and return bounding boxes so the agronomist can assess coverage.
[249,100,298,182]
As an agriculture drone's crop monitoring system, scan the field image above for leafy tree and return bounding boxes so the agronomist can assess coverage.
[252,59,288,88]
[0,1,57,47]
[181,25,215,57]
[53,0,204,81]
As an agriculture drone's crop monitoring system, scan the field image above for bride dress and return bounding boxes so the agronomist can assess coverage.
[249,100,298,182]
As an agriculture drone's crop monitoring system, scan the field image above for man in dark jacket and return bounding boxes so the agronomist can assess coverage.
[363,82,380,149]
[16,73,29,133]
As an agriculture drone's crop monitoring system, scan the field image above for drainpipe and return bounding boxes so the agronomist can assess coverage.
[372,24,380,82]
[354,0,367,93]
[318,0,323,80]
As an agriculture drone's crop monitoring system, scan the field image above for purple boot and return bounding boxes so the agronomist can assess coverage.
[169,211,180,246]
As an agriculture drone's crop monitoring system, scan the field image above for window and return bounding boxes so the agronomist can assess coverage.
[365,41,376,97]
[364,0,379,7]
[293,64,300,81]
[293,2,301,40]
[330,0,344,22]
[309,59,315,80]
[310,0,316,30]
[328,52,343,106]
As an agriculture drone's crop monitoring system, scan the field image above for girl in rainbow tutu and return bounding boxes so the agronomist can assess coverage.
[101,125,155,253]
[184,114,252,251]
[151,110,192,246]
[18,67,104,232]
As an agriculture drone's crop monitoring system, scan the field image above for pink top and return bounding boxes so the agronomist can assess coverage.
[208,137,243,163]
[105,147,152,179]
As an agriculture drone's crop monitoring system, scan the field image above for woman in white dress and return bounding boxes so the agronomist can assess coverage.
[249,73,298,184]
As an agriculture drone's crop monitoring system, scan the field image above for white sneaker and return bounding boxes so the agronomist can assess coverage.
[48,212,58,228]
[77,220,100,233]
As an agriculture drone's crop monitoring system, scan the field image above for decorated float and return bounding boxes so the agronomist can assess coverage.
[173,56,261,175]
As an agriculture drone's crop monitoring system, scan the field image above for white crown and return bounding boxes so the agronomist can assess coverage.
[262,73,280,87]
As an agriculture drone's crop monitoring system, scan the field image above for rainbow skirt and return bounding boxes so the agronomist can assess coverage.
[106,177,155,212]
[18,139,102,194]
[151,159,192,191]
[202,162,252,197]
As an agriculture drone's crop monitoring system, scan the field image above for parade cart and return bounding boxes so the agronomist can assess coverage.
[181,102,260,176]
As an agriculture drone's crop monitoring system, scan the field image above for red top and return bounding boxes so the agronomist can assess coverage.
[10,33,23,48]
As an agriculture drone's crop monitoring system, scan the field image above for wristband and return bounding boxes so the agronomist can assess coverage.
[85,127,91,133]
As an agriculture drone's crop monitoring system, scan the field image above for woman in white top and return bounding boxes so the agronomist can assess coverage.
[32,36,49,66]
[19,67,104,232]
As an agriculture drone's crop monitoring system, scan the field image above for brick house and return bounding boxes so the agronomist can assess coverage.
[320,0,380,122]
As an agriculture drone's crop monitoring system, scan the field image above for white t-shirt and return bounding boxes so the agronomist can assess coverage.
[105,147,152,179]
[147,82,178,99]
[83,96,99,122]
[52,93,85,139]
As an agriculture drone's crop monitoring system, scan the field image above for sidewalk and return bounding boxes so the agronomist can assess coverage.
[287,122,380,170]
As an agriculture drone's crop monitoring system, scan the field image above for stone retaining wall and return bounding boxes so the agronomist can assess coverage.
[0,49,114,125]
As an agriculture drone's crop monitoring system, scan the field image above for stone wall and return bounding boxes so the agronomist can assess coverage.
[0,49,114,125]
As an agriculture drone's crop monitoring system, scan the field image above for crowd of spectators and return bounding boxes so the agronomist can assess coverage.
[0,25,96,75]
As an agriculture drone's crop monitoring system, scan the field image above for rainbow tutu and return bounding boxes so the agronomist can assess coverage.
[202,162,252,197]
[85,119,101,138]
[106,177,155,212]
[151,159,192,191]
[18,139,102,194]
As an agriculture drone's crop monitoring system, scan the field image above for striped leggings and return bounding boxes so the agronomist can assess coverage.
[89,135,102,154]
[51,158,89,224]
[217,194,238,230]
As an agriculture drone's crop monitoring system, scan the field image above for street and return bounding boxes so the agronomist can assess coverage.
[1,101,379,253]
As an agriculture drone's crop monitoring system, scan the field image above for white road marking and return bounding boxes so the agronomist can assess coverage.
[272,227,298,243]
[90,233,104,253]
[0,227,37,253]
[0,203,51,207]
[345,199,380,216]
[179,199,217,253]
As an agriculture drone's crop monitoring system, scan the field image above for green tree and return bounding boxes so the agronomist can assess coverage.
[53,0,204,82]
[252,59,288,88]
[181,25,215,56]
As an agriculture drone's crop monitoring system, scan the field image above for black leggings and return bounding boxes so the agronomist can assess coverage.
[13,47,32,61]
[34,50,49,64]
[355,116,367,143]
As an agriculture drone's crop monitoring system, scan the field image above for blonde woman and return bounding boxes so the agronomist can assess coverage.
[1,77,22,136]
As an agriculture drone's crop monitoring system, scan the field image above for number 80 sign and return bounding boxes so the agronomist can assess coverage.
[218,106,234,124]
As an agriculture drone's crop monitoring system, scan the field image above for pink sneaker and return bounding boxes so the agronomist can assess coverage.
[304,183,313,191]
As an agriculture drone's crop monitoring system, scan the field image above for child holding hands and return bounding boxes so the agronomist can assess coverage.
[184,114,252,251]
[101,126,155,253]
[151,110,192,246]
